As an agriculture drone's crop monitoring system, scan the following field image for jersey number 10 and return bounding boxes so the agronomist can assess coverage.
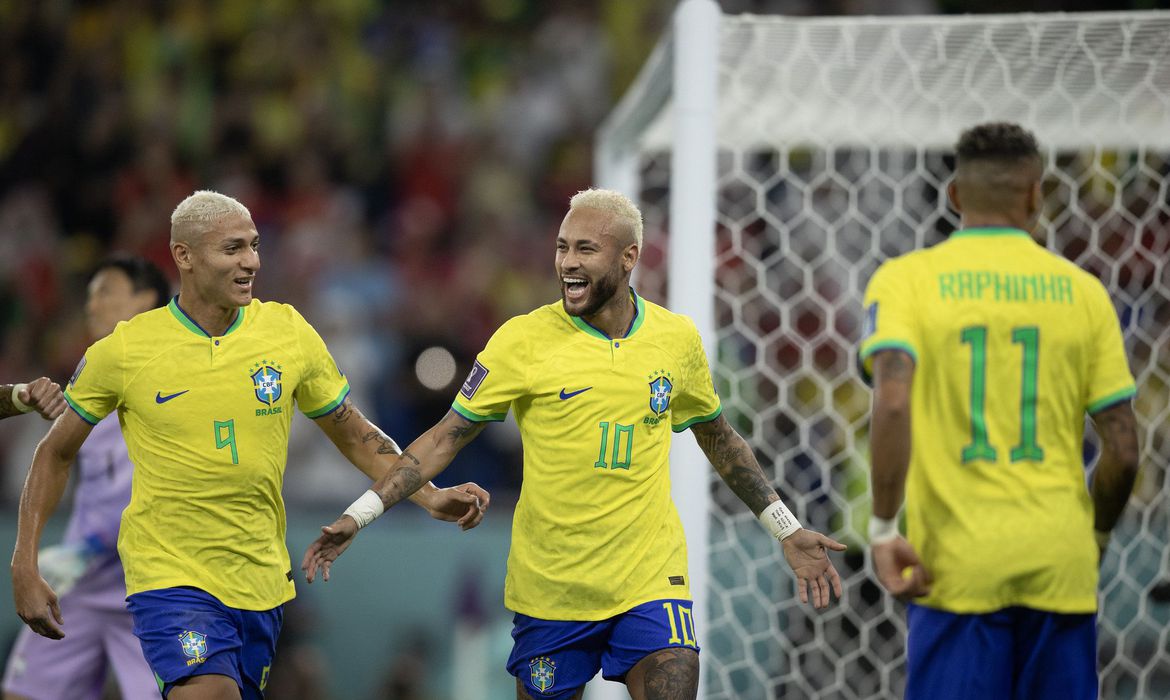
[960,325,1044,464]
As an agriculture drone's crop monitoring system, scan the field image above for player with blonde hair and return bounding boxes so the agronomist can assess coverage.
[304,188,844,700]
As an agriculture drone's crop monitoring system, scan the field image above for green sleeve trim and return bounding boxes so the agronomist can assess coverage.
[451,402,507,423]
[672,404,723,433]
[1087,386,1136,414]
[303,384,350,419]
[857,340,918,385]
[64,392,101,425]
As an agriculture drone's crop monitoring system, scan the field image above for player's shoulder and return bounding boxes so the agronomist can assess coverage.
[639,296,700,338]
[242,298,316,331]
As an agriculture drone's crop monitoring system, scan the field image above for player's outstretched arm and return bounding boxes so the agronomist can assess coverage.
[690,415,845,608]
[312,398,489,530]
[302,409,487,583]
[1089,401,1140,558]
[0,378,66,420]
[11,409,93,639]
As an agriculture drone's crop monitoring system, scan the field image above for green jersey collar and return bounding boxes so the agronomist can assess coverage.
[951,227,1032,239]
[568,288,646,341]
[168,296,246,338]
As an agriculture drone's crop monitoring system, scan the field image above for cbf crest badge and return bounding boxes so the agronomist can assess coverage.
[529,656,556,694]
[250,360,283,406]
[178,630,207,666]
[648,370,674,416]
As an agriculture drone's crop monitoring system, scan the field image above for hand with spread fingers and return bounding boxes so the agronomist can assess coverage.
[781,528,847,608]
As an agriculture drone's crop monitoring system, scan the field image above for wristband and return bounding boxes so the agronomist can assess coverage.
[759,500,802,542]
[1094,529,1111,549]
[868,516,900,545]
[342,490,385,529]
[11,384,32,414]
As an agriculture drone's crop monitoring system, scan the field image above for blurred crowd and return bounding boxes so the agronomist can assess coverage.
[0,0,677,503]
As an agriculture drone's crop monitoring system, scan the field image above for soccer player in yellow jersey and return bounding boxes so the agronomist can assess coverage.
[860,123,1141,700]
[304,188,845,700]
[11,191,488,700]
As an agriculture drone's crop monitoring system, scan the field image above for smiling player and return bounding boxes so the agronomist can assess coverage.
[303,188,845,700]
[11,190,489,700]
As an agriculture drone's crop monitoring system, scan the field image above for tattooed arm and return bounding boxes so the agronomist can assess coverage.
[869,349,915,520]
[1089,401,1140,542]
[689,414,778,516]
[690,414,846,608]
[312,399,489,524]
[303,409,488,582]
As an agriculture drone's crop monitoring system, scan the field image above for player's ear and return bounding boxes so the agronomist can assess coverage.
[1026,180,1043,221]
[171,241,193,272]
[945,179,962,214]
[622,243,639,274]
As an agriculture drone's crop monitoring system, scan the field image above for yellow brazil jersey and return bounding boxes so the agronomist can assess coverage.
[859,228,1136,614]
[64,297,349,611]
[453,289,722,621]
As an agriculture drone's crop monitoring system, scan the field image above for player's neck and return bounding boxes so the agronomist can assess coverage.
[174,291,240,337]
[581,288,636,340]
[960,214,1031,231]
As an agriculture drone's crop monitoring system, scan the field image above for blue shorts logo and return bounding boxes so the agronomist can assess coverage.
[529,656,556,694]
[178,630,207,666]
[649,374,674,416]
[250,362,283,406]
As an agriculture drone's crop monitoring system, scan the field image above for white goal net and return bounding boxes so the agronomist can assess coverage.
[597,6,1170,699]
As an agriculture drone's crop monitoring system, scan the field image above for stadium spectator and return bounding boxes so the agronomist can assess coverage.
[10,191,488,699]
[303,188,845,699]
[859,122,1141,699]
[3,254,169,700]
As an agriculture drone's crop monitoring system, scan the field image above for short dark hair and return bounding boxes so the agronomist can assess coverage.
[956,122,1041,167]
[91,255,171,309]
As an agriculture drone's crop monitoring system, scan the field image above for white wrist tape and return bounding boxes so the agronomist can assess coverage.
[342,490,385,529]
[11,384,32,414]
[759,500,802,542]
[868,516,900,545]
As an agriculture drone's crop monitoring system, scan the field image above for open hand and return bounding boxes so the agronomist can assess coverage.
[781,528,846,608]
[422,482,490,531]
[871,536,932,601]
[301,516,360,583]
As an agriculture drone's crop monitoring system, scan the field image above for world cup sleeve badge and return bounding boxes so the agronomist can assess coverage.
[529,656,556,694]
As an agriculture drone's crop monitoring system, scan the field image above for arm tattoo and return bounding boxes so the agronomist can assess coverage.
[330,398,354,426]
[639,648,699,700]
[380,464,424,507]
[691,416,777,515]
[443,412,487,447]
[360,429,401,455]
[401,450,421,466]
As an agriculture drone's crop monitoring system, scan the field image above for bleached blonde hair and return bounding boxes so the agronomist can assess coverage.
[568,188,643,248]
[170,190,252,243]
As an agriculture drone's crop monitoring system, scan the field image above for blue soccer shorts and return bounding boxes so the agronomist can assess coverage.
[906,603,1097,700]
[507,598,700,699]
[126,587,283,699]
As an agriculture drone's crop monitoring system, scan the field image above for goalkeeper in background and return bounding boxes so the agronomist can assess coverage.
[3,255,169,699]
[859,122,1141,699]
[304,188,845,700]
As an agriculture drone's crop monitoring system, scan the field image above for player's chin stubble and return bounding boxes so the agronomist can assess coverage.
[563,267,621,318]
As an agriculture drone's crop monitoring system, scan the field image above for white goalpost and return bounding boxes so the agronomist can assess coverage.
[596,3,1170,699]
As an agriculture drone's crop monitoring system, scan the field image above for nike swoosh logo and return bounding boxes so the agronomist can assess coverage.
[559,387,592,400]
[155,390,190,404]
